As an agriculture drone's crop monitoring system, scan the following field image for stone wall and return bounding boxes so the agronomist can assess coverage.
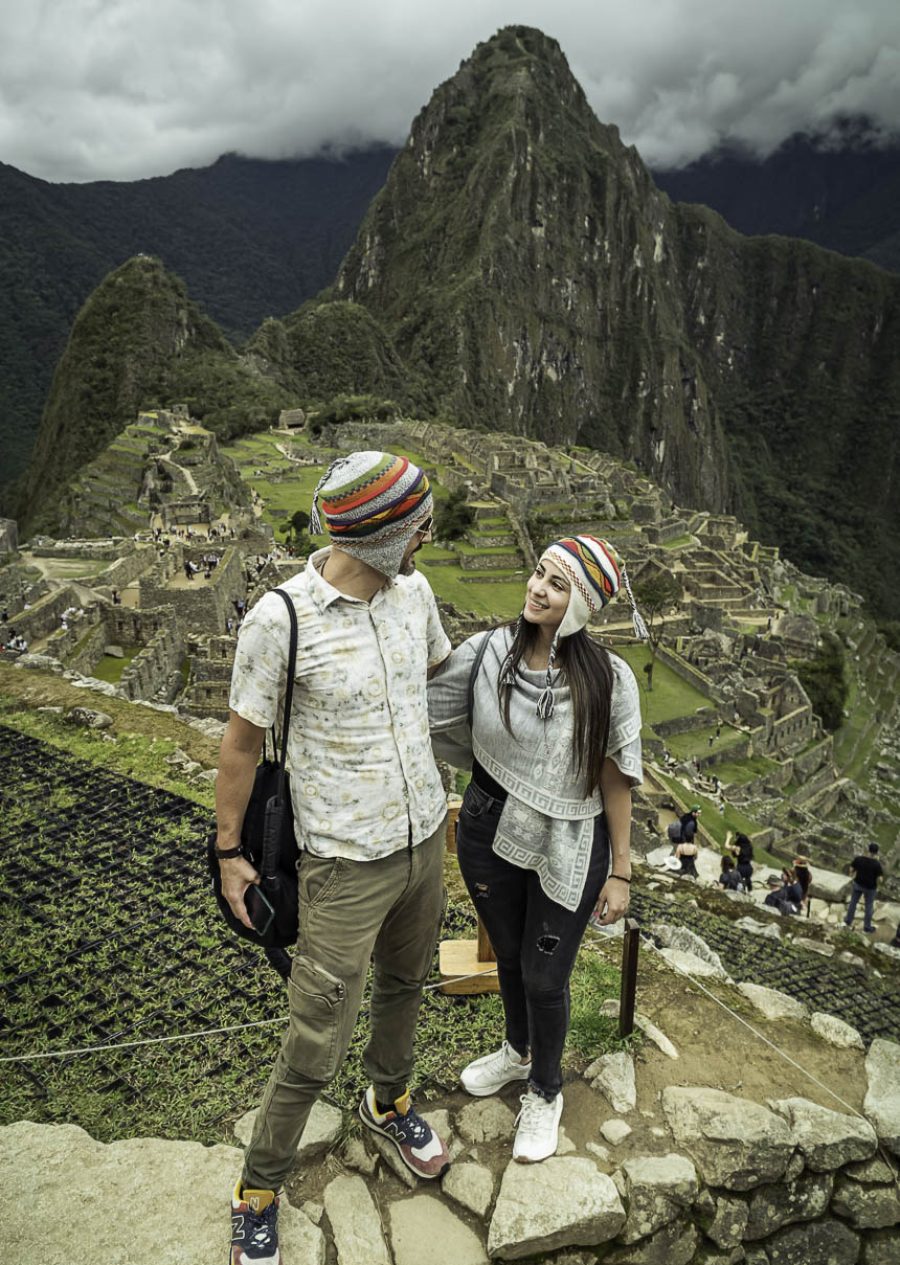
[104,606,172,646]
[119,625,185,703]
[96,548,156,590]
[139,546,245,635]
[67,622,109,677]
[655,645,722,703]
[30,538,133,560]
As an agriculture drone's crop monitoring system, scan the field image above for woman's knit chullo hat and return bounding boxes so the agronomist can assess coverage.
[309,451,433,578]
[526,535,648,720]
[541,535,649,642]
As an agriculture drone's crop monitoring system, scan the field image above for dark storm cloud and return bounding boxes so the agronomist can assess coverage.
[1,0,897,182]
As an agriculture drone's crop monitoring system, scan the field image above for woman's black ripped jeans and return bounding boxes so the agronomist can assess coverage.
[456,779,610,1100]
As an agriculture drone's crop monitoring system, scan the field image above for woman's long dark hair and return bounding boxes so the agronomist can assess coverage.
[498,618,615,797]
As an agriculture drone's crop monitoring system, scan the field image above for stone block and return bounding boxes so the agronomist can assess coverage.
[605,1217,698,1265]
[811,1012,865,1050]
[661,1087,793,1191]
[660,947,731,980]
[586,1052,637,1114]
[442,1160,495,1218]
[762,1217,859,1265]
[0,1121,325,1265]
[458,1098,516,1144]
[617,1153,698,1243]
[487,1157,625,1259]
[654,924,729,975]
[705,1194,749,1249]
[769,1097,876,1170]
[864,1038,900,1156]
[831,1174,900,1229]
[601,1119,633,1145]
[389,1193,488,1265]
[324,1174,390,1265]
[743,1170,833,1239]
[737,983,806,1021]
[862,1228,900,1264]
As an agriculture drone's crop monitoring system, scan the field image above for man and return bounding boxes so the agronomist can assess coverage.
[679,805,701,844]
[844,842,884,934]
[216,452,452,1265]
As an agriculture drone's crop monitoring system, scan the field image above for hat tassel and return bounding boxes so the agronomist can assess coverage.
[536,638,558,720]
[622,566,650,642]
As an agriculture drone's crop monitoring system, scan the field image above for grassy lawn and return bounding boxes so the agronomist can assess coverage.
[613,644,713,727]
[712,752,781,785]
[91,649,140,684]
[416,559,524,621]
[665,724,743,762]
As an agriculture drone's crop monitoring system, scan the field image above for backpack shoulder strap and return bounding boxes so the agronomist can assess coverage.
[272,588,299,780]
[467,630,493,730]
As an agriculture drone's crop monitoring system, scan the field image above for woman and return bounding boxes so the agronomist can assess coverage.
[429,536,644,1163]
[764,867,803,915]
[731,832,754,891]
[718,855,744,891]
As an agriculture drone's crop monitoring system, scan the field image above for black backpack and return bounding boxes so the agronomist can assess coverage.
[207,589,300,948]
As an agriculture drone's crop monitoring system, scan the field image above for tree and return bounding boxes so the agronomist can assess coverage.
[791,633,848,733]
[436,488,475,541]
[633,572,683,674]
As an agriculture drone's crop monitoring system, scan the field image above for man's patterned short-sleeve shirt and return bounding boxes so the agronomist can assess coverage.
[229,548,451,860]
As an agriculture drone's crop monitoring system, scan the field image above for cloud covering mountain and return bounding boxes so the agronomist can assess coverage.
[2,0,898,182]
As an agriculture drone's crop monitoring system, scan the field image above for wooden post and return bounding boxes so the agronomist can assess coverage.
[618,919,640,1038]
[439,795,500,994]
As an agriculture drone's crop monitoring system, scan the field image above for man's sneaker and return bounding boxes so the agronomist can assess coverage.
[359,1086,450,1179]
[513,1090,563,1163]
[460,1040,532,1097]
[230,1180,280,1264]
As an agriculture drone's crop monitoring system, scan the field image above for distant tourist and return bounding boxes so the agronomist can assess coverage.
[643,659,654,691]
[793,855,812,912]
[844,843,884,934]
[764,867,803,915]
[111,589,121,606]
[675,837,699,879]
[429,534,643,1164]
[216,451,450,1263]
[680,805,701,843]
[718,856,744,891]
[730,832,754,891]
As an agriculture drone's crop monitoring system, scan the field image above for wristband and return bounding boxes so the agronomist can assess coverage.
[215,844,243,859]
[609,874,631,884]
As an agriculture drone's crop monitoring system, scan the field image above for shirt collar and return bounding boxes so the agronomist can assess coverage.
[305,546,394,612]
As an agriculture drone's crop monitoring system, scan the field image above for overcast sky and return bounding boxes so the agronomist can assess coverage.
[2,0,898,183]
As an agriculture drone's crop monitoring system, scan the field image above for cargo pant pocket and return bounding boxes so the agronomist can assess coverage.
[284,955,348,1082]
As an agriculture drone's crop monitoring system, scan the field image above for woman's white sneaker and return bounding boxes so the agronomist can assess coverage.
[460,1041,532,1097]
[513,1090,563,1162]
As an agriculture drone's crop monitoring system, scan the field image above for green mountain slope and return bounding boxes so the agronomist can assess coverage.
[0,149,395,487]
[333,26,900,618]
[18,257,291,534]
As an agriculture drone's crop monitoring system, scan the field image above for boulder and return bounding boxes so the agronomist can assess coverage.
[104,643,125,657]
[65,705,114,729]
[734,916,781,941]
[769,1097,877,1170]
[234,1100,343,1161]
[597,1001,678,1058]
[16,652,64,673]
[458,1097,517,1144]
[0,1121,325,1265]
[660,947,731,980]
[654,924,728,974]
[324,1175,390,1265]
[864,1038,900,1155]
[389,1193,488,1265]
[616,1153,698,1243]
[844,1155,897,1184]
[442,1160,495,1219]
[487,1157,625,1259]
[811,1012,865,1050]
[341,1136,378,1176]
[763,1217,859,1265]
[808,867,852,903]
[794,936,835,957]
[586,1052,637,1114]
[737,983,806,1021]
[368,1131,417,1189]
[831,1174,900,1229]
[661,1087,794,1190]
[743,1170,833,1239]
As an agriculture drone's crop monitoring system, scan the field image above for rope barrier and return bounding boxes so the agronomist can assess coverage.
[0,967,499,1064]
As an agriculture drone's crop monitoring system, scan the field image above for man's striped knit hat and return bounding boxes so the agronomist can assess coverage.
[310,451,433,578]
[542,535,648,641]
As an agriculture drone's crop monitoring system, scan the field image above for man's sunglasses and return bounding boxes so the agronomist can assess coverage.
[415,516,434,537]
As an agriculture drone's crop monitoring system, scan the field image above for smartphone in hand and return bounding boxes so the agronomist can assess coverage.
[244,884,275,936]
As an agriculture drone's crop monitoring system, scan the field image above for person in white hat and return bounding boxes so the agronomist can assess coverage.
[429,535,646,1163]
